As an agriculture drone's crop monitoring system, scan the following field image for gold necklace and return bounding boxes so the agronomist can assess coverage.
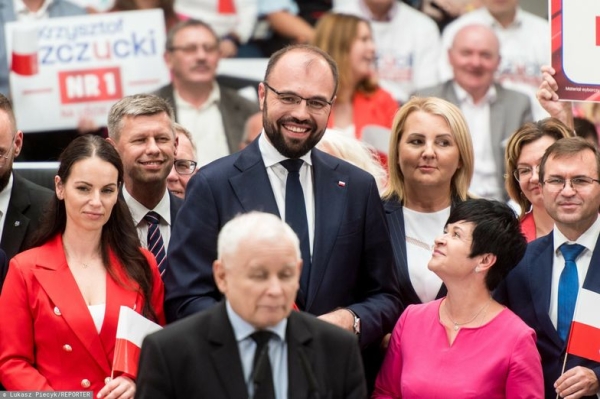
[443,297,492,331]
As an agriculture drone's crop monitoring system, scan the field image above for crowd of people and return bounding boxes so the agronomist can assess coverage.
[1,0,600,398]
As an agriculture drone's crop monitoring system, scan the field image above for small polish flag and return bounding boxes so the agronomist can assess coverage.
[112,306,162,378]
[338,181,346,187]
[11,24,39,76]
[566,288,600,363]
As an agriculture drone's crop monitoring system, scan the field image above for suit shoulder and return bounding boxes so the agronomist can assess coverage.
[219,85,259,113]
[12,174,53,202]
[147,306,214,343]
[412,82,446,98]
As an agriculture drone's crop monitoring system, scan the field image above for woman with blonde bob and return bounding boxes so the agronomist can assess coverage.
[312,13,398,140]
[383,96,474,308]
[505,118,573,242]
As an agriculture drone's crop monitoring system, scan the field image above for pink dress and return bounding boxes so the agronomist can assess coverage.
[373,299,543,399]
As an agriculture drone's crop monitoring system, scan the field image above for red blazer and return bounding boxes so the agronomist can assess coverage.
[0,234,165,393]
[327,87,399,140]
[520,212,537,243]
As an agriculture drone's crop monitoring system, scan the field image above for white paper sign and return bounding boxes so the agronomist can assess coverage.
[6,10,170,132]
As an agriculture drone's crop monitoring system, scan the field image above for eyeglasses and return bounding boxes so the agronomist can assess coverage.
[513,165,539,182]
[174,159,197,175]
[168,43,218,55]
[0,139,15,165]
[262,81,334,113]
[542,176,600,192]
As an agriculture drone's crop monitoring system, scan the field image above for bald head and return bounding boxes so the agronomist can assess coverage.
[449,24,501,102]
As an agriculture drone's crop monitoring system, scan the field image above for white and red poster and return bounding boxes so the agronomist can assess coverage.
[5,9,170,132]
[551,0,600,101]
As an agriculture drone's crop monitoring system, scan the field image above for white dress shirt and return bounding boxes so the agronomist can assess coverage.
[0,173,14,241]
[258,132,315,256]
[123,187,172,252]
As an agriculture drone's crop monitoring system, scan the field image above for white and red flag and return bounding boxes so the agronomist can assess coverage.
[566,288,600,363]
[112,306,162,378]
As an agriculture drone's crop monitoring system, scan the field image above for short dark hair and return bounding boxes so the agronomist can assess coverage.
[33,135,159,322]
[539,137,600,183]
[165,19,219,50]
[0,93,17,133]
[264,44,339,98]
[446,199,526,291]
[574,117,599,146]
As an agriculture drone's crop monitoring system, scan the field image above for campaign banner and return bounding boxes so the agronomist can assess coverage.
[5,10,170,132]
[551,0,600,102]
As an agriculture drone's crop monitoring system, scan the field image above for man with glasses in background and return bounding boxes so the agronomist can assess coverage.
[496,137,600,399]
[0,94,52,287]
[165,44,401,391]
[167,123,198,199]
[154,19,258,167]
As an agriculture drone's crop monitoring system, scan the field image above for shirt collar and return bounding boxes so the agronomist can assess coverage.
[14,0,54,18]
[175,83,220,111]
[0,173,14,217]
[553,215,600,255]
[357,0,398,21]
[453,81,497,105]
[123,186,172,226]
[483,6,524,29]
[258,132,312,168]
[226,300,287,342]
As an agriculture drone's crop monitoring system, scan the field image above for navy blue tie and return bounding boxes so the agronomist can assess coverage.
[280,159,311,307]
[557,243,585,342]
[144,211,167,276]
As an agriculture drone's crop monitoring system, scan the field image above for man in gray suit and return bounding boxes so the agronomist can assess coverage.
[0,94,52,288]
[154,19,258,167]
[415,23,532,200]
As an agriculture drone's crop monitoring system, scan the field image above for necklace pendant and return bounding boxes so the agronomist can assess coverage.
[453,324,459,331]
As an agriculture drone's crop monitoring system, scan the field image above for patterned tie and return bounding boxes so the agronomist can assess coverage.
[144,211,166,275]
[250,331,275,399]
[557,243,585,342]
[280,159,311,308]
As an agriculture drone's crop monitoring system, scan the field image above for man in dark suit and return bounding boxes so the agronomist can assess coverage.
[164,44,400,386]
[415,23,532,201]
[107,94,182,275]
[154,19,258,167]
[0,95,52,288]
[496,137,600,399]
[136,212,366,398]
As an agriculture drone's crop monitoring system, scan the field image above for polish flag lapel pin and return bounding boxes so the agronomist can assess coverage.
[338,181,346,187]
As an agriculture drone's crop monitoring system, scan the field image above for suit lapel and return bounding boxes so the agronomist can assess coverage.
[582,234,600,293]
[208,303,248,399]
[308,150,348,310]
[2,175,32,259]
[32,236,111,372]
[230,141,280,216]
[489,89,506,173]
[528,235,564,348]
[287,312,313,399]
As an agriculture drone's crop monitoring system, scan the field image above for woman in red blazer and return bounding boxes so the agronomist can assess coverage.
[0,135,165,398]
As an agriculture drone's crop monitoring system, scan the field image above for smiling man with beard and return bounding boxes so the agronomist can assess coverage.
[165,44,401,390]
[154,19,258,167]
[0,94,52,289]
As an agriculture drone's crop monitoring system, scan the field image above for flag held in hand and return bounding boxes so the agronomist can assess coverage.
[112,306,162,378]
[566,288,600,363]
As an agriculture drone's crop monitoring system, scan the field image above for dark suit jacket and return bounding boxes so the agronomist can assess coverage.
[167,191,183,227]
[135,302,367,399]
[383,197,452,308]
[0,173,53,285]
[153,83,258,153]
[495,233,600,399]
[164,140,401,349]
[414,81,533,199]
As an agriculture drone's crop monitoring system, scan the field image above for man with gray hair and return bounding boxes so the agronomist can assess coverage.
[136,211,367,398]
[107,94,182,275]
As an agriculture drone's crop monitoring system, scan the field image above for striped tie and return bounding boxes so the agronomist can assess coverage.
[144,211,166,275]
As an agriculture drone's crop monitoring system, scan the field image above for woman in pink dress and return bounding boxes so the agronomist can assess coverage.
[373,199,543,398]
[505,118,573,242]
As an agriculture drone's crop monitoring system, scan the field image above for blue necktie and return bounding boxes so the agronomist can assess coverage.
[557,243,585,342]
[280,159,311,308]
[144,211,167,276]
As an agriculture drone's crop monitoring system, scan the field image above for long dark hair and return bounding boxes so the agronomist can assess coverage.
[33,135,158,321]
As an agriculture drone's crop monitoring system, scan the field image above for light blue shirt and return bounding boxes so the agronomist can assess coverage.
[226,301,288,399]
